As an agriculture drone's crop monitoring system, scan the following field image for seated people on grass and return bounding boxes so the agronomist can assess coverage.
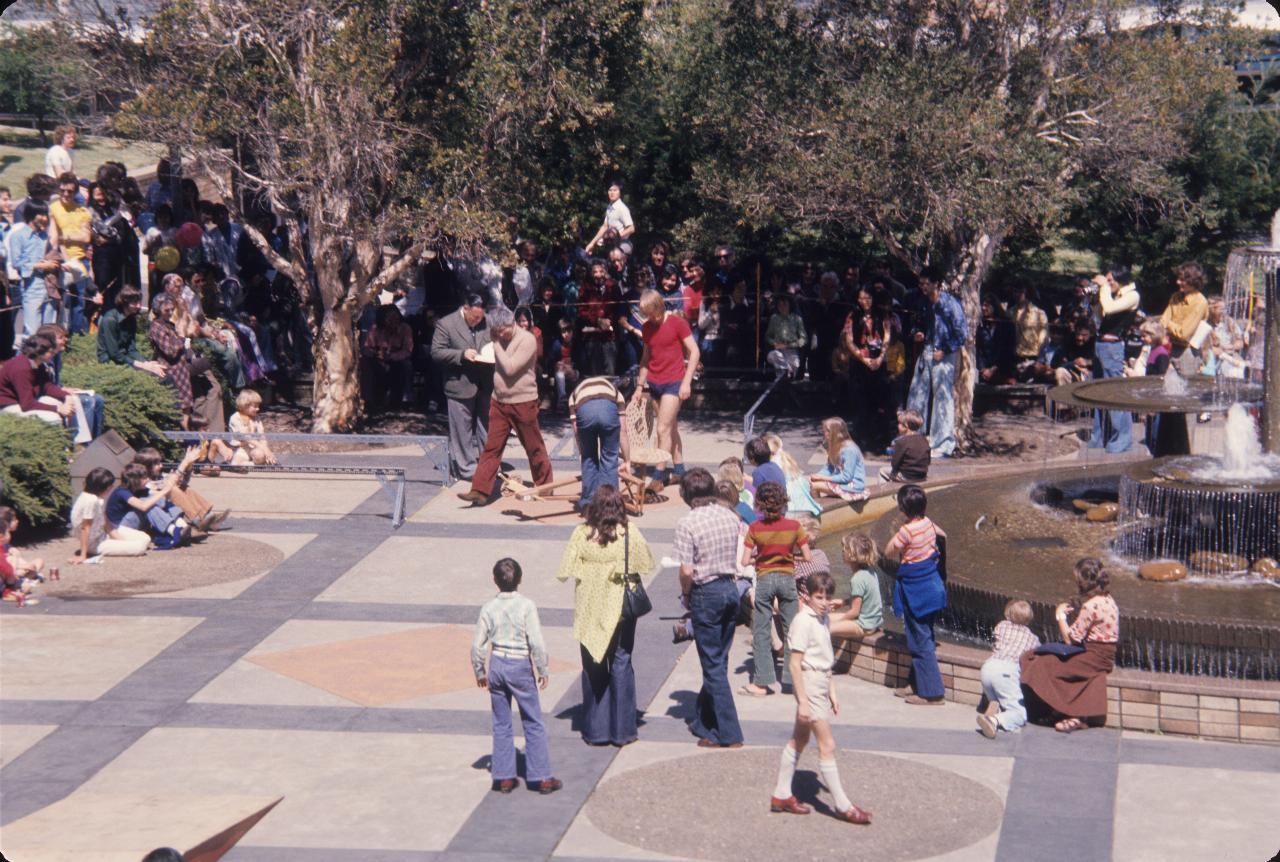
[35,323,105,440]
[0,334,85,440]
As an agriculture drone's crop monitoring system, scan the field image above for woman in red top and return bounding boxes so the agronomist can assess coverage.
[634,289,700,492]
[0,334,74,426]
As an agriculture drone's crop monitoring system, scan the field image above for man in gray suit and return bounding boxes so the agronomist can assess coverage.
[430,293,492,480]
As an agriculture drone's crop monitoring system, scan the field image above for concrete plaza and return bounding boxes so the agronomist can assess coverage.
[1,417,1276,861]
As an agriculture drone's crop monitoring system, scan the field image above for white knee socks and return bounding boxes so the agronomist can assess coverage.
[820,758,852,812]
[772,744,798,799]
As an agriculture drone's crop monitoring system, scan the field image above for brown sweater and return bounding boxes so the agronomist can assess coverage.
[493,327,539,404]
[890,432,931,481]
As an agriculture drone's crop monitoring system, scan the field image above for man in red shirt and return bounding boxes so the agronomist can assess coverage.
[680,256,706,333]
[635,288,700,493]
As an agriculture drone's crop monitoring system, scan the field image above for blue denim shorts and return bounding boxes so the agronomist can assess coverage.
[648,379,682,399]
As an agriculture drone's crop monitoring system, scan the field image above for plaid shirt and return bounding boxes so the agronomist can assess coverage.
[991,620,1041,662]
[148,316,193,412]
[674,502,741,585]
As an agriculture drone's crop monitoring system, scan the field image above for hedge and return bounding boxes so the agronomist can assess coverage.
[61,361,182,452]
[0,414,73,528]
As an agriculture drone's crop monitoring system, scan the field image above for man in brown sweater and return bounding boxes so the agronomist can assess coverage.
[459,306,554,503]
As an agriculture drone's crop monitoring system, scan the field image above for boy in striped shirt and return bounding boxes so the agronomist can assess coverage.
[740,481,811,697]
[472,557,562,794]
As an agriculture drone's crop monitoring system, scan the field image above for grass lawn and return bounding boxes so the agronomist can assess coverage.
[0,125,164,186]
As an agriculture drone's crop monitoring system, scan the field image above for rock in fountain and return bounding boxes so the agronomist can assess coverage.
[1114,405,1280,576]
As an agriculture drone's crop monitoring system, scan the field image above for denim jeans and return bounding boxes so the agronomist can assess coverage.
[61,265,92,335]
[907,349,958,456]
[487,654,552,782]
[752,572,798,687]
[73,393,105,440]
[20,277,59,340]
[688,576,743,745]
[579,616,637,745]
[576,397,621,508]
[120,502,183,535]
[1090,341,1132,453]
[903,609,945,699]
[980,657,1027,731]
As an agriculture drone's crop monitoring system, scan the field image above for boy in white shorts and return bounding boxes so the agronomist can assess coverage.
[769,570,872,825]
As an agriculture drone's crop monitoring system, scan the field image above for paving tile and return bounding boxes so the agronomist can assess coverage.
[0,724,57,767]
[0,615,202,701]
[316,535,669,611]
[48,728,495,852]
[1113,765,1280,861]
[186,473,383,520]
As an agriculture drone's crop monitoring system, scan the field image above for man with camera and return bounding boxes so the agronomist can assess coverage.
[1087,264,1139,453]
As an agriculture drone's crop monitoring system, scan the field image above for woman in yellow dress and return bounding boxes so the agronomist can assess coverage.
[557,484,655,746]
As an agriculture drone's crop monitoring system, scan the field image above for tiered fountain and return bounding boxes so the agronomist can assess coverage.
[856,211,1280,680]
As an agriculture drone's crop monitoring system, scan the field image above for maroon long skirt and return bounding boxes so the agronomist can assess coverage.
[1020,642,1116,722]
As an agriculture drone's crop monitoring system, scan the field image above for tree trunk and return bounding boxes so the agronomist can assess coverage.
[949,229,1005,451]
[311,302,361,432]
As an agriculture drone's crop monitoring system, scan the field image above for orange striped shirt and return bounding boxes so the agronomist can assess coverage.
[893,517,938,564]
[745,516,809,575]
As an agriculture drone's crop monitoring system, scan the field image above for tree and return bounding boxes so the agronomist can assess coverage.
[674,0,1243,448]
[0,22,82,137]
[80,0,639,430]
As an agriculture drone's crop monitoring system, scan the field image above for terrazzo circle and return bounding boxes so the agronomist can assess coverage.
[584,748,1004,862]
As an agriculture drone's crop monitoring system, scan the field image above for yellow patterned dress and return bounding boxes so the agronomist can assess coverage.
[557,523,655,662]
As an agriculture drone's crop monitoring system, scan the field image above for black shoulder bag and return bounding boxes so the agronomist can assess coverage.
[620,525,652,621]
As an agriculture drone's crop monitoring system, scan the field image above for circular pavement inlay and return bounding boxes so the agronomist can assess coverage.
[31,534,285,598]
[586,749,1004,861]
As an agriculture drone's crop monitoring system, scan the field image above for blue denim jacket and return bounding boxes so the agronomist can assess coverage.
[926,292,968,355]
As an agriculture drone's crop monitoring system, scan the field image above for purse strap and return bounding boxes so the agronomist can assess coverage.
[624,524,630,577]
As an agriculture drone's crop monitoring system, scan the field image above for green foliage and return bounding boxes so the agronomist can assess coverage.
[0,414,72,528]
[0,23,81,122]
[61,362,181,451]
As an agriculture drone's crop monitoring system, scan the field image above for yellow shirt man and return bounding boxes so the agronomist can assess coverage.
[50,199,92,263]
[1160,290,1208,349]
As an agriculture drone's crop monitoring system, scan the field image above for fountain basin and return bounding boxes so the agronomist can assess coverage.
[1050,376,1263,415]
[1115,457,1280,575]
[851,466,1280,680]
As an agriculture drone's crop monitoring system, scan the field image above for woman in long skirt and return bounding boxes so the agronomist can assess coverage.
[557,485,655,745]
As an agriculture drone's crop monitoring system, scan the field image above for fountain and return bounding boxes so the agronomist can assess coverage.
[840,210,1280,680]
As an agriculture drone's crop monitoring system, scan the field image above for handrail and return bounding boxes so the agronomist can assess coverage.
[742,371,790,444]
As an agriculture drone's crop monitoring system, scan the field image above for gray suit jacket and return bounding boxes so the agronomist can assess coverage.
[430,307,493,401]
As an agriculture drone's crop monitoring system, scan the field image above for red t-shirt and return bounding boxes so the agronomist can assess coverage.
[681,283,704,325]
[641,313,693,384]
[745,516,809,575]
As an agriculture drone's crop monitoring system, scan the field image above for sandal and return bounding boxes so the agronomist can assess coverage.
[738,684,773,697]
[1055,717,1086,733]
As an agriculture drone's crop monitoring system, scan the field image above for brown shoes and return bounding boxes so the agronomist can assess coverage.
[531,778,563,794]
[457,490,488,504]
[696,738,743,749]
[491,778,518,793]
[835,804,873,825]
[904,694,946,706]
[892,686,913,698]
[770,795,812,815]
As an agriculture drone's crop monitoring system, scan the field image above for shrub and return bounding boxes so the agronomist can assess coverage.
[61,362,181,452]
[0,414,72,528]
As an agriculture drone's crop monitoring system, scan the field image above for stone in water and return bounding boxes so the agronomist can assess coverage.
[1139,561,1188,582]
[1251,558,1280,580]
[1085,503,1119,522]
[1188,551,1249,574]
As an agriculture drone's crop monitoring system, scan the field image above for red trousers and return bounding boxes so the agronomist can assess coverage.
[471,398,554,495]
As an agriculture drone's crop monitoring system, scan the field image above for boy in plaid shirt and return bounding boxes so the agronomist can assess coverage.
[977,599,1040,738]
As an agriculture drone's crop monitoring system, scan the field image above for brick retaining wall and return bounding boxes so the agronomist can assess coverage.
[833,630,1280,744]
